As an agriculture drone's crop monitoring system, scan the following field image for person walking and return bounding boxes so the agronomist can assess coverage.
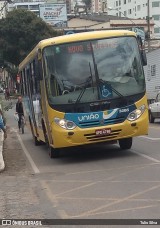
[5,88,10,100]
[16,96,24,131]
[0,109,7,139]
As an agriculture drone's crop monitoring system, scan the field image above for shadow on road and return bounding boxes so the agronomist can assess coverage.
[52,144,137,164]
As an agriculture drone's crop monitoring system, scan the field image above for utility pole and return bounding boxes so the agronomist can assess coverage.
[147,0,151,51]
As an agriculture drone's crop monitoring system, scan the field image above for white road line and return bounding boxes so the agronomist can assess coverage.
[130,149,160,163]
[138,136,160,141]
[16,132,40,174]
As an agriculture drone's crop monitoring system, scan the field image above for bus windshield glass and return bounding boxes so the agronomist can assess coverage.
[43,36,145,106]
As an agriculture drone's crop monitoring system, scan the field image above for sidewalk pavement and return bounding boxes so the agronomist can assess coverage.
[0,131,4,172]
[0,97,17,172]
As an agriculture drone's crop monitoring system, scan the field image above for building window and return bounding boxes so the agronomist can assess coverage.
[153,15,160,20]
[128,0,131,2]
[124,0,126,4]
[17,5,28,9]
[154,27,160,33]
[119,0,121,5]
[152,1,160,7]
[137,5,141,11]
[29,5,39,10]
[128,9,132,14]
[124,11,127,16]
[116,1,118,6]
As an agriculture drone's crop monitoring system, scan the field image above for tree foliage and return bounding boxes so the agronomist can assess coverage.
[0,9,61,65]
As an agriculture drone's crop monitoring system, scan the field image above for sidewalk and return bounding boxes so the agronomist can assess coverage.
[0,131,4,172]
[0,96,16,172]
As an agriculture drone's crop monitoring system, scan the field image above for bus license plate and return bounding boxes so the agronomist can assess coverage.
[95,128,111,136]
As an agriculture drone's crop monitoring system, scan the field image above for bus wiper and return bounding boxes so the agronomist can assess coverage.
[74,76,92,105]
[99,79,128,102]
[90,42,101,100]
[74,62,94,105]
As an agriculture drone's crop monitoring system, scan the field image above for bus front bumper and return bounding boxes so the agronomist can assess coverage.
[52,115,148,149]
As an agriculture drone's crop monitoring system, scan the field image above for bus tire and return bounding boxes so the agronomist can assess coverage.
[42,120,49,147]
[29,117,34,138]
[34,136,41,146]
[119,137,132,150]
[49,147,60,158]
[149,111,154,123]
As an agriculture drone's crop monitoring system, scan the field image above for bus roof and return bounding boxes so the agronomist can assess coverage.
[19,30,136,70]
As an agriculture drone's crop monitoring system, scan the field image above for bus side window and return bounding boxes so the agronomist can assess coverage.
[23,69,27,95]
[34,58,41,93]
[25,67,31,96]
[20,72,24,95]
[29,63,34,95]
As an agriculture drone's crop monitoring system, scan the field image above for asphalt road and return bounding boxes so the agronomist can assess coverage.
[1,101,160,227]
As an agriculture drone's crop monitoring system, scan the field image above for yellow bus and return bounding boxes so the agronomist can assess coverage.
[19,30,148,158]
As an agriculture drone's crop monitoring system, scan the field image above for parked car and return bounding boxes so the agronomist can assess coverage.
[149,92,160,123]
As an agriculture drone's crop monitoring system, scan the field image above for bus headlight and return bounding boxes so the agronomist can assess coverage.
[127,105,146,121]
[54,118,77,130]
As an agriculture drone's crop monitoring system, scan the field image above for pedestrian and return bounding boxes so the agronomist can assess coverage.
[15,96,24,131]
[5,88,10,100]
[0,109,7,139]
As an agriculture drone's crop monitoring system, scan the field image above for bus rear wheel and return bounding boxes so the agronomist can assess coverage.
[49,147,60,158]
[34,136,42,146]
[119,137,132,150]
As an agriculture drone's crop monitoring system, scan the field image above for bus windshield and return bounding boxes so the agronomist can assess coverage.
[43,36,145,108]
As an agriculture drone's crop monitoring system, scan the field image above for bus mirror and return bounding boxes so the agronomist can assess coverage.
[141,50,147,66]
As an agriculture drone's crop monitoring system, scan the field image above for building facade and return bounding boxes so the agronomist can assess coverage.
[107,0,160,38]
[7,0,71,21]
[0,1,7,19]
[7,0,45,17]
[91,0,107,13]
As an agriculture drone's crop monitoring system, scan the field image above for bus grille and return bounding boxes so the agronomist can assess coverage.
[79,117,125,128]
[84,129,122,142]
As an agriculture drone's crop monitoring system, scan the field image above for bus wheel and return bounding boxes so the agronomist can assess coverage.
[49,147,60,158]
[29,118,34,138]
[119,137,132,150]
[34,136,41,146]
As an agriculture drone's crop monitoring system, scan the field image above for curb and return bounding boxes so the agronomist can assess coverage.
[0,131,5,172]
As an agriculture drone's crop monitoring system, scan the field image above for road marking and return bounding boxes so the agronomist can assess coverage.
[55,182,98,197]
[84,204,157,217]
[55,196,160,202]
[149,126,160,129]
[66,163,153,176]
[41,180,58,207]
[130,149,160,163]
[16,131,40,174]
[70,184,160,218]
[40,180,69,219]
[58,210,69,219]
[138,136,160,141]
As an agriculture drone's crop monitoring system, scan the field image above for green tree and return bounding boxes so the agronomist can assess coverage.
[0,9,61,65]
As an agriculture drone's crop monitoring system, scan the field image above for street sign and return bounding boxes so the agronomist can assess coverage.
[39,4,67,27]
